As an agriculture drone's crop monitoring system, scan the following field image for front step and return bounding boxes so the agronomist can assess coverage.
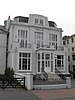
[47,73,61,80]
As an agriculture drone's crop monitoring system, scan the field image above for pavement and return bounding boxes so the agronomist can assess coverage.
[0,79,75,100]
[0,89,41,100]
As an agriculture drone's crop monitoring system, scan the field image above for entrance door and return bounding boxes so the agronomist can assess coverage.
[44,54,51,72]
[45,60,50,72]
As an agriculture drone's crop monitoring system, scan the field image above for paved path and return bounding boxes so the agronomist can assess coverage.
[0,79,75,100]
[31,79,75,100]
[0,89,41,100]
[31,88,75,100]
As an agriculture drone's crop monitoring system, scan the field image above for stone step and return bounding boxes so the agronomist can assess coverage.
[47,73,61,80]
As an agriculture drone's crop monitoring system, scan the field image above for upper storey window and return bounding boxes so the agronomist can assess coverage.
[34,32,43,48]
[35,19,38,24]
[40,19,43,25]
[67,40,69,44]
[18,30,28,48]
[71,38,74,42]
[49,34,57,42]
[49,34,57,49]
[18,30,27,38]
[35,18,44,25]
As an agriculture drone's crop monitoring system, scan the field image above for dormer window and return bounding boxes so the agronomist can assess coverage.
[35,18,44,25]
[40,19,43,25]
[35,19,38,24]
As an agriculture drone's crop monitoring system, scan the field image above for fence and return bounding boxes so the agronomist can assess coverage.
[0,77,25,89]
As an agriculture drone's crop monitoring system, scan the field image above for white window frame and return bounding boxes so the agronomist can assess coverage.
[18,30,28,48]
[34,32,43,48]
[18,52,31,71]
[49,34,57,49]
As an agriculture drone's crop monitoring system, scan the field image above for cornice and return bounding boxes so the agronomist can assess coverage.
[11,21,62,32]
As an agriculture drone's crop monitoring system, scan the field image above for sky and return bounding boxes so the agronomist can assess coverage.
[0,0,75,36]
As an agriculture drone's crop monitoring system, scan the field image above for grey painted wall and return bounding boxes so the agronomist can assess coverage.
[0,31,7,74]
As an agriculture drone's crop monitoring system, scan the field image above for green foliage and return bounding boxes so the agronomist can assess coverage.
[4,67,14,78]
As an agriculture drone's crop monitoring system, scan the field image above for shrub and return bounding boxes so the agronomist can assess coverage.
[4,67,14,78]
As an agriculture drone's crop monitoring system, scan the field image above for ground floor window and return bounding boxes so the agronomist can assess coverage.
[55,55,64,70]
[19,53,31,70]
[38,61,40,72]
[73,65,75,71]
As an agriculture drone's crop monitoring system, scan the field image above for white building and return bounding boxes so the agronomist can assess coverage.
[5,14,69,79]
[0,26,7,74]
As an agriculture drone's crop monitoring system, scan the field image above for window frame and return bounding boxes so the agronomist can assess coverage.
[18,53,31,71]
[71,38,74,42]
[72,47,74,51]
[72,54,75,60]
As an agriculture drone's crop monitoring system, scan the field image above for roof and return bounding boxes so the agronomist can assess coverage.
[63,36,69,40]
[0,25,8,33]
[63,34,75,40]
[14,15,57,27]
[48,21,57,27]
[14,16,29,23]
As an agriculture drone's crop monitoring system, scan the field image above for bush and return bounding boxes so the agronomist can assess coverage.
[4,67,14,78]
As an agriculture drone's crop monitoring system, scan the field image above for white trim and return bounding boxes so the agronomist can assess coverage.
[18,52,31,71]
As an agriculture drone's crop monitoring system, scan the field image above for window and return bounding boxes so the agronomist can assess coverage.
[42,61,44,67]
[71,38,74,42]
[72,54,75,60]
[35,19,38,24]
[45,54,50,59]
[73,65,75,71]
[67,40,69,44]
[35,19,44,25]
[20,39,24,47]
[42,53,44,59]
[38,61,40,72]
[41,53,45,71]
[38,53,40,60]
[40,19,43,25]
[49,34,56,41]
[51,61,53,72]
[49,34,57,49]
[57,60,61,67]
[72,47,74,51]
[18,30,28,48]
[34,32,43,48]
[56,35,57,41]
[19,53,31,70]
[68,49,70,52]
[37,53,41,72]
[68,56,70,62]
[63,41,65,45]
[56,55,64,70]
[18,30,27,38]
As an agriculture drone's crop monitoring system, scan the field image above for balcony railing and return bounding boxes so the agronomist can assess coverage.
[19,43,64,51]
[56,46,64,51]
[36,45,64,51]
[19,43,31,49]
[36,45,54,49]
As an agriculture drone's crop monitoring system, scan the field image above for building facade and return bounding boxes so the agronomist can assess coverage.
[5,14,69,79]
[0,26,7,74]
[63,35,75,78]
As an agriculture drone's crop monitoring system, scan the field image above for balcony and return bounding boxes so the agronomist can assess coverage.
[36,45,54,49]
[36,45,64,51]
[19,43,31,49]
[56,46,64,51]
